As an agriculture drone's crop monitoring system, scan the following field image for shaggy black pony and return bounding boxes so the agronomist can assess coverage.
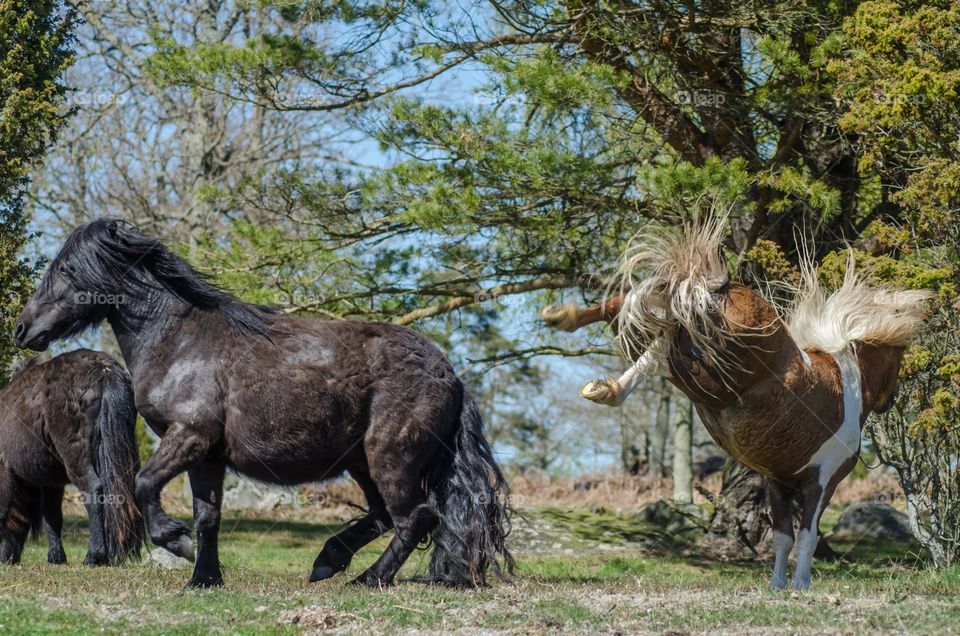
[0,350,143,565]
[15,219,513,588]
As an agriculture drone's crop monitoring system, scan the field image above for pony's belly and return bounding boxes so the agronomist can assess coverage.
[699,407,821,480]
[222,416,360,485]
[3,445,68,486]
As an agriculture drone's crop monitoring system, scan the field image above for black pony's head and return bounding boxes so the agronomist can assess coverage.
[14,219,274,351]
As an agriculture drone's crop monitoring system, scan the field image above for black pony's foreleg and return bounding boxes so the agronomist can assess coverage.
[42,486,66,564]
[135,422,209,563]
[186,458,225,588]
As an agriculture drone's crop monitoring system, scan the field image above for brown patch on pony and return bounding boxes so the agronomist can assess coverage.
[855,343,905,414]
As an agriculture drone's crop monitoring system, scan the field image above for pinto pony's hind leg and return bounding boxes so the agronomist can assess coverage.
[791,461,854,591]
[310,471,392,583]
[186,458,226,588]
[42,486,66,564]
[766,479,794,590]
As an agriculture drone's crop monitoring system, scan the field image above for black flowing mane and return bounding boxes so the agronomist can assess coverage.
[46,219,276,335]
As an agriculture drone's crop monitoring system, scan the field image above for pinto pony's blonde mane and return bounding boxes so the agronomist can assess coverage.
[611,215,739,376]
[787,252,931,354]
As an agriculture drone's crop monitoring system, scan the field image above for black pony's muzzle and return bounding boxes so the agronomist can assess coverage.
[12,319,25,345]
[13,310,52,352]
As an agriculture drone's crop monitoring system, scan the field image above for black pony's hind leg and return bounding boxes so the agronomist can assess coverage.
[77,467,108,566]
[0,465,29,564]
[310,470,392,582]
[42,486,66,564]
[351,476,438,588]
[186,458,225,588]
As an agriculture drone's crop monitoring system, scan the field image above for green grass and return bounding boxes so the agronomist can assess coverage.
[0,509,956,634]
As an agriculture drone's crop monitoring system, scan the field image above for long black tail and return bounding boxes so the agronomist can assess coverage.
[92,367,144,563]
[425,390,514,587]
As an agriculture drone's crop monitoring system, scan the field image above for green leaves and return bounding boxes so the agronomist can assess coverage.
[0,0,74,385]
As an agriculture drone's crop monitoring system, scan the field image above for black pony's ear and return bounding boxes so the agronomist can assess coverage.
[107,220,120,240]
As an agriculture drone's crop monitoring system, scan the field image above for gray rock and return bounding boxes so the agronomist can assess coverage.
[182,472,299,511]
[831,502,912,542]
[146,547,192,570]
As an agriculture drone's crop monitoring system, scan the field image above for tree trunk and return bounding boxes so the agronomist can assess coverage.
[672,398,693,503]
[702,460,769,554]
[653,378,671,477]
[619,406,644,476]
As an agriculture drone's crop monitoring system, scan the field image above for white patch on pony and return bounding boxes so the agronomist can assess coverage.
[770,531,793,590]
[800,349,812,368]
[795,345,862,488]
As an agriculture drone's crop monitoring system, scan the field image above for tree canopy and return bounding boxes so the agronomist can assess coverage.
[0,0,74,384]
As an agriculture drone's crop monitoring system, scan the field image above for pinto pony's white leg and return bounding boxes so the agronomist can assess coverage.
[792,526,820,590]
[791,346,863,591]
[579,342,664,407]
[771,531,794,590]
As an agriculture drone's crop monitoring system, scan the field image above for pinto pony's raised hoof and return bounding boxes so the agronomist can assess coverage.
[540,303,579,331]
[579,378,624,406]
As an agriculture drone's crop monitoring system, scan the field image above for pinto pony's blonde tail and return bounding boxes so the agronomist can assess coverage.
[788,251,932,353]
[612,215,733,370]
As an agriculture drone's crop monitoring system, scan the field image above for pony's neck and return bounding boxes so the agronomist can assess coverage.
[666,283,803,409]
[107,286,189,376]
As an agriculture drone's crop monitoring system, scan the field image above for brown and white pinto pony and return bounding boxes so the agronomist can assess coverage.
[542,219,930,590]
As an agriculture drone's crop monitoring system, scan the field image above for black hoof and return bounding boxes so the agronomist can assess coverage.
[309,564,340,582]
[83,553,109,567]
[166,535,196,563]
[48,550,67,565]
[187,569,224,588]
[350,572,391,588]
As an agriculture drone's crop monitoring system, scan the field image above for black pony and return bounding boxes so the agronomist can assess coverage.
[0,350,143,565]
[15,219,513,588]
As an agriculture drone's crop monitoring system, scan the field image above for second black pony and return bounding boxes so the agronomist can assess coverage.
[14,219,513,588]
[0,350,143,565]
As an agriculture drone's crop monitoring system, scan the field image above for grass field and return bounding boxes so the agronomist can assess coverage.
[0,507,955,635]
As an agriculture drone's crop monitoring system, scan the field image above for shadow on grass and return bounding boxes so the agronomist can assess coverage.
[54,506,928,585]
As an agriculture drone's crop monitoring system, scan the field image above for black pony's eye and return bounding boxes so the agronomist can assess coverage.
[59,263,75,275]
